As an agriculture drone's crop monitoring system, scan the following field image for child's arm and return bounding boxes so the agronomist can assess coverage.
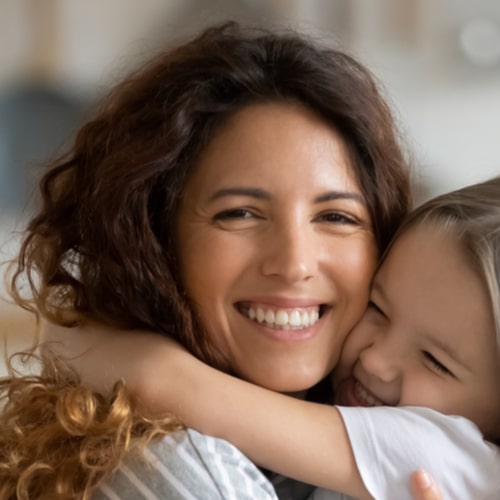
[42,320,370,498]
[152,339,370,499]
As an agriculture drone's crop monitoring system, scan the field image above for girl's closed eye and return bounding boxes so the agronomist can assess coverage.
[422,351,455,377]
[360,299,388,327]
[367,299,386,318]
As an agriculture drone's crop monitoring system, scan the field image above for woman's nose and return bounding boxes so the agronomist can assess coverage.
[260,219,318,283]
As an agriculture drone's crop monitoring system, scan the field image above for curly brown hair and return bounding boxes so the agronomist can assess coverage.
[0,350,184,499]
[1,21,412,497]
[10,21,411,366]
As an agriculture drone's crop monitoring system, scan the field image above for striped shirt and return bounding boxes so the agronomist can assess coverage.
[92,428,278,500]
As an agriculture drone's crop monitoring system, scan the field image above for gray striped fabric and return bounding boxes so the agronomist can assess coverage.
[92,428,278,499]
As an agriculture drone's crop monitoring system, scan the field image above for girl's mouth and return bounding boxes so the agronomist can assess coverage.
[337,377,388,407]
[353,379,385,407]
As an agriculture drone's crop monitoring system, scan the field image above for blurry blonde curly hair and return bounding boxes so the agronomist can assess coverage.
[0,350,183,499]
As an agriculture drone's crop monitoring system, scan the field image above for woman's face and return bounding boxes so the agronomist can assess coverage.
[176,102,378,393]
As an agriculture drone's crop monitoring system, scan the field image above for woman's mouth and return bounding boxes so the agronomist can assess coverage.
[237,303,326,330]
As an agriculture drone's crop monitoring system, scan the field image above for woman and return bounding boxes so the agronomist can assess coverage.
[125,176,500,499]
[0,22,439,499]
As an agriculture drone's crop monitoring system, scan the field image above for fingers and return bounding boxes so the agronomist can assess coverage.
[411,470,443,500]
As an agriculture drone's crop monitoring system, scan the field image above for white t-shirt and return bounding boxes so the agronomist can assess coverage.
[94,407,500,499]
[310,406,500,500]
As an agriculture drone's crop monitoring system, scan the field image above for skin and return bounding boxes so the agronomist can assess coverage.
[133,220,499,497]
[411,471,443,500]
[334,222,500,439]
[175,102,377,393]
[41,103,443,498]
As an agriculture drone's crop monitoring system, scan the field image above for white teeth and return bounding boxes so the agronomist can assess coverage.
[289,310,301,327]
[265,309,275,324]
[245,306,321,329]
[301,311,310,327]
[354,381,383,407]
[275,310,288,326]
[256,308,265,323]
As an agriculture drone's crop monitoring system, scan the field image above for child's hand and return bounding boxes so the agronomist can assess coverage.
[411,470,443,500]
[40,320,192,403]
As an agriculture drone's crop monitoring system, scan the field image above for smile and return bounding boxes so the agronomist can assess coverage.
[354,379,385,407]
[238,303,322,330]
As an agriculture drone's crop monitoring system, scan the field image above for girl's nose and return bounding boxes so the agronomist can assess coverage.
[358,337,401,384]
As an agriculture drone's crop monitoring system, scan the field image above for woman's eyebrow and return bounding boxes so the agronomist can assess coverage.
[314,191,365,204]
[208,188,364,204]
[209,187,271,201]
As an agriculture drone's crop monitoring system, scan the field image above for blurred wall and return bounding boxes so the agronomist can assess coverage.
[1,0,498,205]
[0,0,499,354]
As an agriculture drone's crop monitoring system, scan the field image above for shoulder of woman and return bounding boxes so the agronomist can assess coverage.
[94,429,278,499]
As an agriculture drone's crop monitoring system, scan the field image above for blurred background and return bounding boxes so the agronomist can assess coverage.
[1,0,499,369]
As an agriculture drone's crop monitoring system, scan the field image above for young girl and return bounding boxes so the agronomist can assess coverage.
[107,176,500,499]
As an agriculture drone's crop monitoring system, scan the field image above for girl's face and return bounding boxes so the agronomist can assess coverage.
[334,222,500,440]
[176,102,378,394]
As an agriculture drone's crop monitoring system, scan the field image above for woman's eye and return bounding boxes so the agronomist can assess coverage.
[317,212,357,225]
[214,208,254,220]
[423,351,454,377]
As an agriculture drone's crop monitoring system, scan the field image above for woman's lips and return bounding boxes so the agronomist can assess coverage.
[336,376,386,407]
[236,301,328,341]
[237,302,322,330]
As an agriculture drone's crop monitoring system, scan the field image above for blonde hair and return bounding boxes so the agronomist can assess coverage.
[0,351,183,499]
[377,176,500,445]
[392,175,500,343]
